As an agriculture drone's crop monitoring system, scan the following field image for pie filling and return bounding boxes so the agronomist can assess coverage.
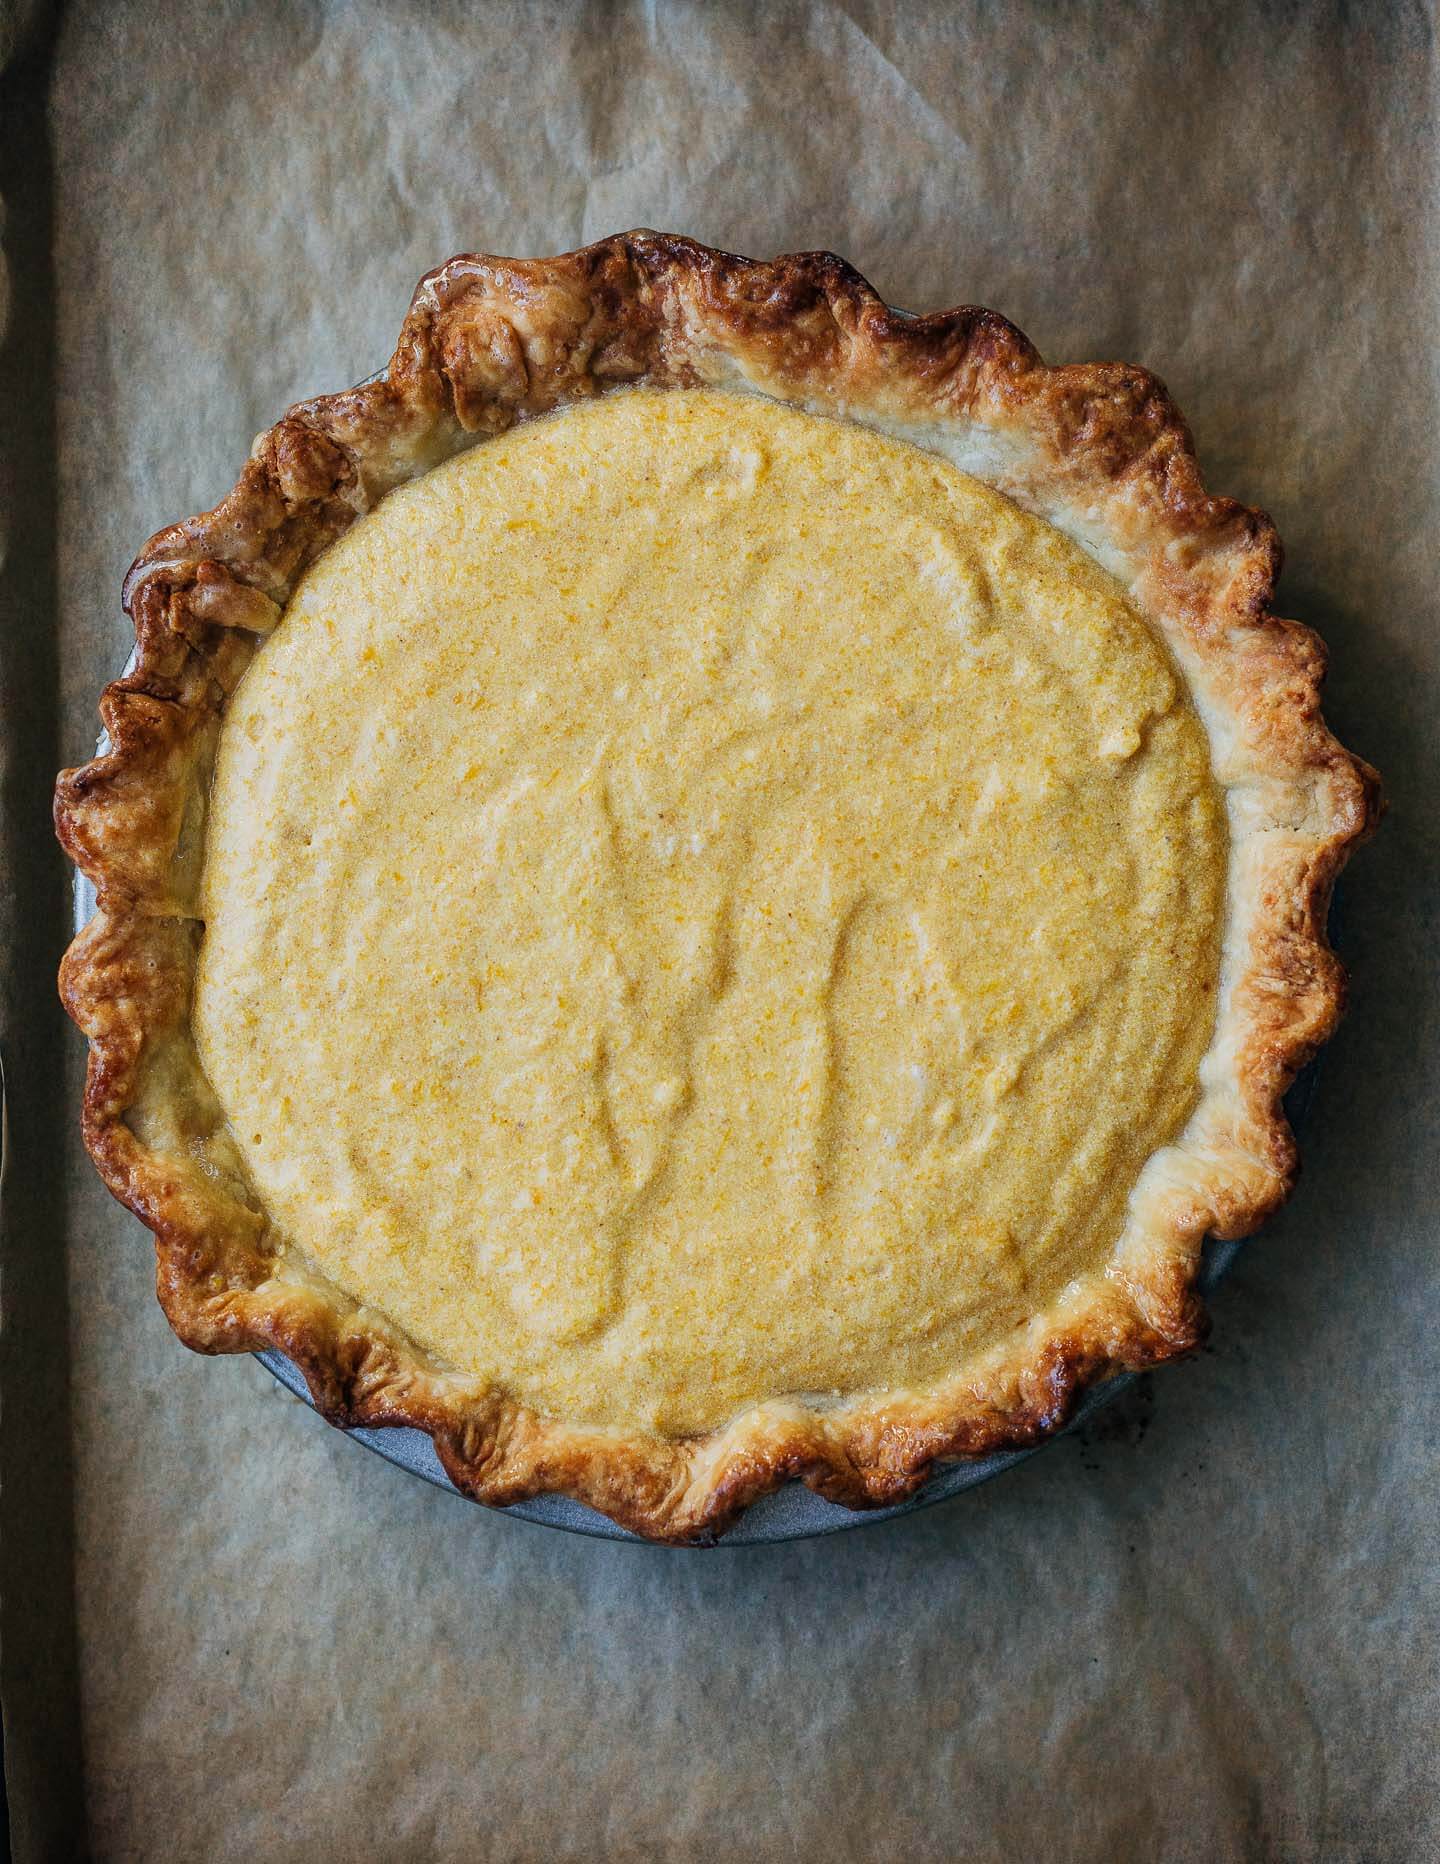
[195,389,1224,1435]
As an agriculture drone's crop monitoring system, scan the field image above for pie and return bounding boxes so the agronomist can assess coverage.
[56,233,1379,1542]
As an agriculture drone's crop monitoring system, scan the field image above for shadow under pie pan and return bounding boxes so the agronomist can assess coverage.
[73,833,1311,1545]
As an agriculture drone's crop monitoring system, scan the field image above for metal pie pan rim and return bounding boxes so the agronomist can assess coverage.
[254,1228,1250,1549]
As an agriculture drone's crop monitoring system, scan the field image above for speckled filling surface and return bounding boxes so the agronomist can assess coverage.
[195,389,1224,1435]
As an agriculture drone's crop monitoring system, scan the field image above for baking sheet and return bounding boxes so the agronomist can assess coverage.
[5,0,1438,1857]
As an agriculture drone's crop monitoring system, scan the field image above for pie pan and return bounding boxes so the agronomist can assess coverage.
[56,235,1376,1544]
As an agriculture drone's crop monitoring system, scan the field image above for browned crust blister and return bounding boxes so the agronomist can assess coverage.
[55,233,1380,1543]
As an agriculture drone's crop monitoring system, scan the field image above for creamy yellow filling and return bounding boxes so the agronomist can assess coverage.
[195,389,1224,1434]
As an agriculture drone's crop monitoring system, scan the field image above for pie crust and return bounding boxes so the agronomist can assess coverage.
[56,233,1380,1542]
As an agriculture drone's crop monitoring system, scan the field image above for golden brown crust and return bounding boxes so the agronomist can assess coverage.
[55,233,1380,1543]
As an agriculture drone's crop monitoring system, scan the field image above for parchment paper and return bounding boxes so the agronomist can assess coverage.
[3,2,1437,1857]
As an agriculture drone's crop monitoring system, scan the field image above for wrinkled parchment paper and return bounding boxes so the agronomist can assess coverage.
[4,2,1437,1857]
